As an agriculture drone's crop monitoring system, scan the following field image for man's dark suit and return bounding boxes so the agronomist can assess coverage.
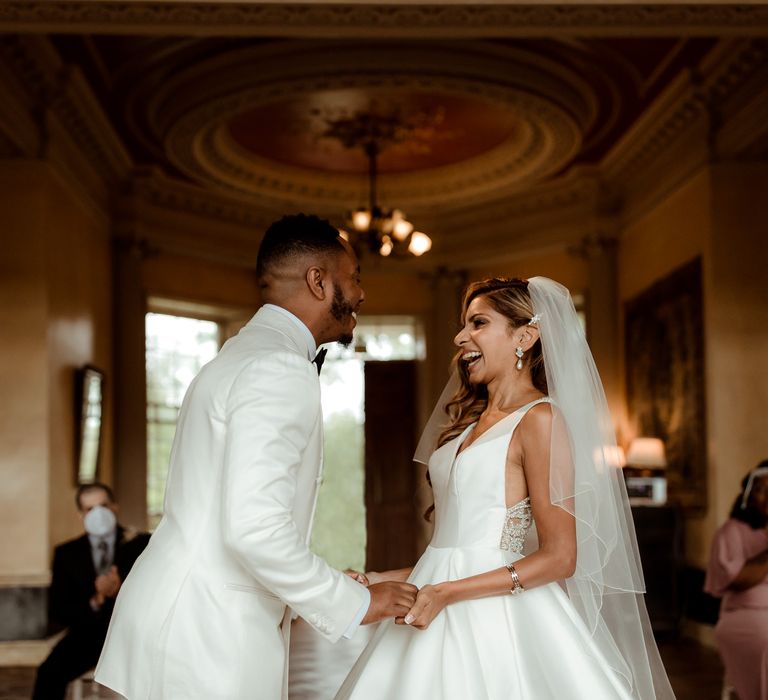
[32,527,150,700]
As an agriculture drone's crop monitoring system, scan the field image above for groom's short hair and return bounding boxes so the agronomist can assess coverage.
[256,214,345,278]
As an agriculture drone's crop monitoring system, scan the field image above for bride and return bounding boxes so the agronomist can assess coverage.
[336,277,674,699]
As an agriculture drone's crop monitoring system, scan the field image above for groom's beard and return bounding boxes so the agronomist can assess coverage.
[331,286,356,347]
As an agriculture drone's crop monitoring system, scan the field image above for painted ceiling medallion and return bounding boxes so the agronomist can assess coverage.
[227,91,517,175]
[149,42,592,211]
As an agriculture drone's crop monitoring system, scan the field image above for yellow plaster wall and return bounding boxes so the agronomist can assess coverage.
[468,248,590,298]
[0,161,113,580]
[616,165,768,568]
[618,170,711,305]
[618,169,711,567]
[141,253,261,310]
[44,171,113,553]
[0,163,50,581]
[704,162,768,564]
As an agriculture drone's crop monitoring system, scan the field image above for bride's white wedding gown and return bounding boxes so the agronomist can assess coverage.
[336,398,633,700]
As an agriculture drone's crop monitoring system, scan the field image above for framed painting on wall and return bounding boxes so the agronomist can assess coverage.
[625,258,706,512]
[75,365,104,485]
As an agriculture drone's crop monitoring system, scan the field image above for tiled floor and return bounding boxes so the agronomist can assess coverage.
[0,627,724,699]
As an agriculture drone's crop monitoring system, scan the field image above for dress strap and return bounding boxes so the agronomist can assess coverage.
[514,396,552,415]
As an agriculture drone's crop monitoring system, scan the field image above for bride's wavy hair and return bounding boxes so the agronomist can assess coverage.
[437,277,547,450]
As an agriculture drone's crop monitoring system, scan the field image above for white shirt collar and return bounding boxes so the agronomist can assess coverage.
[263,303,318,359]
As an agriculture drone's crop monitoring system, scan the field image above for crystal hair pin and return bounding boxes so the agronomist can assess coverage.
[528,313,542,326]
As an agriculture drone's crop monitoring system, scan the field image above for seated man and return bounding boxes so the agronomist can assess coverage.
[32,483,150,700]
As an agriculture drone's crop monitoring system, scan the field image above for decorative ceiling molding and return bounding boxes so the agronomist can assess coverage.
[2,3,768,38]
[704,39,768,159]
[184,84,578,208]
[127,168,276,230]
[126,41,599,209]
[430,166,608,258]
[0,36,132,185]
[603,38,768,223]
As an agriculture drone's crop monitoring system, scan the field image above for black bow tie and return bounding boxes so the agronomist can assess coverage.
[312,348,327,375]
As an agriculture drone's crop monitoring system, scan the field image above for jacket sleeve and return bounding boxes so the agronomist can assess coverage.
[221,353,368,642]
[48,545,94,632]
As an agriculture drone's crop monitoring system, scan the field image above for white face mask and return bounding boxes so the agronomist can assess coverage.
[84,505,117,537]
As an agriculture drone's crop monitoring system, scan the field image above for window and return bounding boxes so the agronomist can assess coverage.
[311,316,423,571]
[145,313,220,527]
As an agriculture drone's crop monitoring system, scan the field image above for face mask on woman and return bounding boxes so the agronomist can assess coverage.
[84,505,117,537]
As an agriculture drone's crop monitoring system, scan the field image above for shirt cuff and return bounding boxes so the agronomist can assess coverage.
[342,586,371,639]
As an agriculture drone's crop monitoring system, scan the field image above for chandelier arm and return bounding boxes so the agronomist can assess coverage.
[365,141,378,216]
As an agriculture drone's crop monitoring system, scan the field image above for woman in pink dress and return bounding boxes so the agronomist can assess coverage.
[705,461,768,700]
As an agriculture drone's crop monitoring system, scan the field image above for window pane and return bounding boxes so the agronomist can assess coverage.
[146,313,219,526]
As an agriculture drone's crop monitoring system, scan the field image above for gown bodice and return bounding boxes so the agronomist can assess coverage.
[427,397,550,551]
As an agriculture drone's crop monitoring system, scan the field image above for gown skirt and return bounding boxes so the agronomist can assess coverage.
[337,399,634,700]
[335,545,633,700]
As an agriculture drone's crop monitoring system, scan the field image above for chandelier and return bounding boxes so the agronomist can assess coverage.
[322,112,433,258]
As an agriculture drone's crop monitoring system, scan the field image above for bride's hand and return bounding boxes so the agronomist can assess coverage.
[344,569,369,586]
[363,571,385,586]
[395,583,451,630]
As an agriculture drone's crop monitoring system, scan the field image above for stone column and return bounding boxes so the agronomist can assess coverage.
[113,239,148,529]
[571,235,621,424]
[427,267,468,405]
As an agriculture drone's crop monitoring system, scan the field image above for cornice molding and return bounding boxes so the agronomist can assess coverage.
[603,38,768,224]
[121,166,607,268]
[2,3,768,38]
[127,169,275,230]
[0,36,132,213]
[128,41,594,209]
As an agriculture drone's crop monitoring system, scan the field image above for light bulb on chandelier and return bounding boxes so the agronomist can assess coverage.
[408,231,432,256]
[322,111,433,259]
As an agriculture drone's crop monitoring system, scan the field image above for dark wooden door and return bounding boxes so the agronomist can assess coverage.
[364,360,418,571]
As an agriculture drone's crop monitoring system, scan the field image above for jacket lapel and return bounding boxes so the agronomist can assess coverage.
[75,534,97,580]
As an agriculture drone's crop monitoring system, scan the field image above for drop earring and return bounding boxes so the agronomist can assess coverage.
[515,346,524,370]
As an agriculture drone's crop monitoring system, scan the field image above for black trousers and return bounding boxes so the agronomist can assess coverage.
[32,619,108,700]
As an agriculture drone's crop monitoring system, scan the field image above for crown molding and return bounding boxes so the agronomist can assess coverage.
[602,38,768,225]
[0,36,132,217]
[157,41,589,208]
[707,40,768,159]
[127,168,275,229]
[117,169,276,267]
[1,3,768,38]
[423,166,613,266]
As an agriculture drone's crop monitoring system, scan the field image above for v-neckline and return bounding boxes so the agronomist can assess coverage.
[454,397,549,459]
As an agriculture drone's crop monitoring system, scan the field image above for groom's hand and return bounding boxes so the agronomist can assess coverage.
[361,581,418,624]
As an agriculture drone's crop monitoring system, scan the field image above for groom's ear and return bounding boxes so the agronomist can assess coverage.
[306,265,328,301]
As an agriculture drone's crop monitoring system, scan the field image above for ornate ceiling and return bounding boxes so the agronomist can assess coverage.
[54,35,714,222]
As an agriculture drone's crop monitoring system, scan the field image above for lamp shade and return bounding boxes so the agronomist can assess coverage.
[602,445,626,469]
[626,437,667,469]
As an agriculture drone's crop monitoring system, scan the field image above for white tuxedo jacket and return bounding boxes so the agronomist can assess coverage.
[96,306,368,699]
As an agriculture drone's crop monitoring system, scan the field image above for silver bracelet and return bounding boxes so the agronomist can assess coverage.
[505,563,524,595]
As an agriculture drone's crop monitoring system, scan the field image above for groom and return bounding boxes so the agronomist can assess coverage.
[95,215,417,699]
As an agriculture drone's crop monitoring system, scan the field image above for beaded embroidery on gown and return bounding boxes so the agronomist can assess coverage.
[335,398,633,700]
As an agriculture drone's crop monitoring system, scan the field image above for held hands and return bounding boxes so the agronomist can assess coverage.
[343,570,391,586]
[361,581,418,625]
[95,566,122,600]
[90,566,122,611]
[395,583,451,631]
[343,569,370,586]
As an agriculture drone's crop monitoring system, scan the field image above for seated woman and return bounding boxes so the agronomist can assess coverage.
[705,461,768,700]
